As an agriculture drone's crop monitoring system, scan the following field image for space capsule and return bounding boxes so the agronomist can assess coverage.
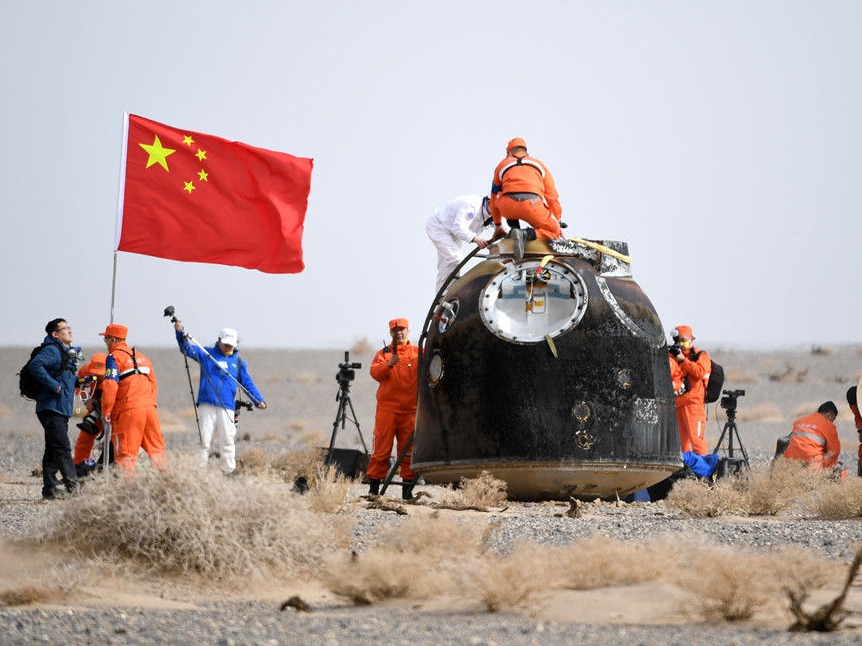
[412,236,681,501]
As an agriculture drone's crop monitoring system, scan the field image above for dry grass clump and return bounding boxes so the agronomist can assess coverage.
[0,584,62,606]
[322,515,487,604]
[664,461,848,518]
[554,535,678,589]
[0,403,12,420]
[236,446,269,475]
[305,464,352,513]
[665,477,749,517]
[25,456,350,581]
[437,471,508,509]
[271,445,325,484]
[808,477,862,519]
[467,542,553,612]
[744,458,820,516]
[680,545,840,622]
[681,547,783,620]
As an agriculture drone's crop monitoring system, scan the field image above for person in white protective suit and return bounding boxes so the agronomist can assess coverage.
[426,195,496,292]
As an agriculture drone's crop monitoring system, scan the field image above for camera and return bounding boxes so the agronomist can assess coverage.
[77,399,102,435]
[163,305,178,323]
[668,343,683,358]
[233,399,253,424]
[336,351,362,385]
[720,389,745,411]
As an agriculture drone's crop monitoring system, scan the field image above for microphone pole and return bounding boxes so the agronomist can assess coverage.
[163,306,203,443]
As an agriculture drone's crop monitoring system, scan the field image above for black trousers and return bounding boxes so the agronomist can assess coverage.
[37,410,78,497]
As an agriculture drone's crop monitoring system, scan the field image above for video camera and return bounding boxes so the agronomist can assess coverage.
[337,351,362,385]
[77,398,102,435]
[163,305,179,323]
[720,389,745,411]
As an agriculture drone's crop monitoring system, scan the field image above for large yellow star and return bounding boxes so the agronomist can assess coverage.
[139,135,176,171]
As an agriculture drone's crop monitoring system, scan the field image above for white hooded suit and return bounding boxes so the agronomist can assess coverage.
[426,195,490,292]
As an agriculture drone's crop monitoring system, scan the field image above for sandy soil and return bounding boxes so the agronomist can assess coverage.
[2,345,862,643]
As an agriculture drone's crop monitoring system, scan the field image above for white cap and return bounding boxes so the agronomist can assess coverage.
[219,327,238,347]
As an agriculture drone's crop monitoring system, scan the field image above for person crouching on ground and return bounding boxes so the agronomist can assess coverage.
[366,318,419,500]
[783,401,841,471]
[174,322,266,475]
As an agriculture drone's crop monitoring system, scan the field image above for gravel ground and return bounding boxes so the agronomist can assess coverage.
[2,602,860,646]
[2,474,862,645]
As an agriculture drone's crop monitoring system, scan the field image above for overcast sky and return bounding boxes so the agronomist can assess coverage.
[2,1,860,351]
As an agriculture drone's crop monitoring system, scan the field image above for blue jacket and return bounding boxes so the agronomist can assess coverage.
[176,331,265,410]
[30,336,77,416]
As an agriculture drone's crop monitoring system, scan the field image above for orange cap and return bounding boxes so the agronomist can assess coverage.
[99,324,128,339]
[85,352,107,377]
[673,325,694,339]
[507,137,527,152]
[389,317,409,330]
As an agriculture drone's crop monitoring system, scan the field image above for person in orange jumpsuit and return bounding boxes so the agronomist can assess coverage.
[846,386,862,476]
[489,137,563,241]
[783,401,840,470]
[668,325,711,455]
[72,352,107,467]
[366,317,419,500]
[99,324,166,476]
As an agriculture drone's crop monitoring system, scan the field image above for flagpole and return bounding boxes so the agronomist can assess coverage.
[111,112,131,324]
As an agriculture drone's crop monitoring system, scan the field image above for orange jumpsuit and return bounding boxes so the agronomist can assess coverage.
[490,152,562,239]
[101,342,166,475]
[366,342,419,482]
[783,412,840,469]
[73,355,106,464]
[670,347,711,455]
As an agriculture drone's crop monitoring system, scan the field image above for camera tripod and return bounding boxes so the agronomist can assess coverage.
[713,402,750,471]
[326,371,369,463]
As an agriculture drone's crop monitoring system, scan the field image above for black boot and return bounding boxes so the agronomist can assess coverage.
[401,481,414,501]
[368,479,380,496]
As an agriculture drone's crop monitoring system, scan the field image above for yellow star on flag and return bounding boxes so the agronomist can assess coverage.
[139,135,176,171]
[195,149,207,162]
[183,135,194,146]
[183,181,196,194]
[198,169,209,182]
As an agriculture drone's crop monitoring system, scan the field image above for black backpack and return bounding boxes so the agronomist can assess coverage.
[18,343,68,400]
[688,350,724,404]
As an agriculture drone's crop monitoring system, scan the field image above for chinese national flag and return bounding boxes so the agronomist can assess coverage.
[118,114,313,273]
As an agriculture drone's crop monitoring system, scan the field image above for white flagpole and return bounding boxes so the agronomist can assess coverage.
[110,112,131,324]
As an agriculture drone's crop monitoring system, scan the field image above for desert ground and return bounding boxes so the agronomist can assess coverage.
[1,343,862,644]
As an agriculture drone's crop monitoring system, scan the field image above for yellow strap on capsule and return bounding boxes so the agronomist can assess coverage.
[567,237,632,264]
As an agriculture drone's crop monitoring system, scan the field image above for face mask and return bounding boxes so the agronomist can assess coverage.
[679,340,691,350]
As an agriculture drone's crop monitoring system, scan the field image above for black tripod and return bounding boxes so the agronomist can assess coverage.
[712,389,750,472]
[326,352,369,465]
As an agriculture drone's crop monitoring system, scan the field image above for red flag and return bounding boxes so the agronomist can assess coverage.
[117,114,313,273]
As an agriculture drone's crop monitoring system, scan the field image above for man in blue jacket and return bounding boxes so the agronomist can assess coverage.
[29,318,79,499]
[174,321,266,474]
